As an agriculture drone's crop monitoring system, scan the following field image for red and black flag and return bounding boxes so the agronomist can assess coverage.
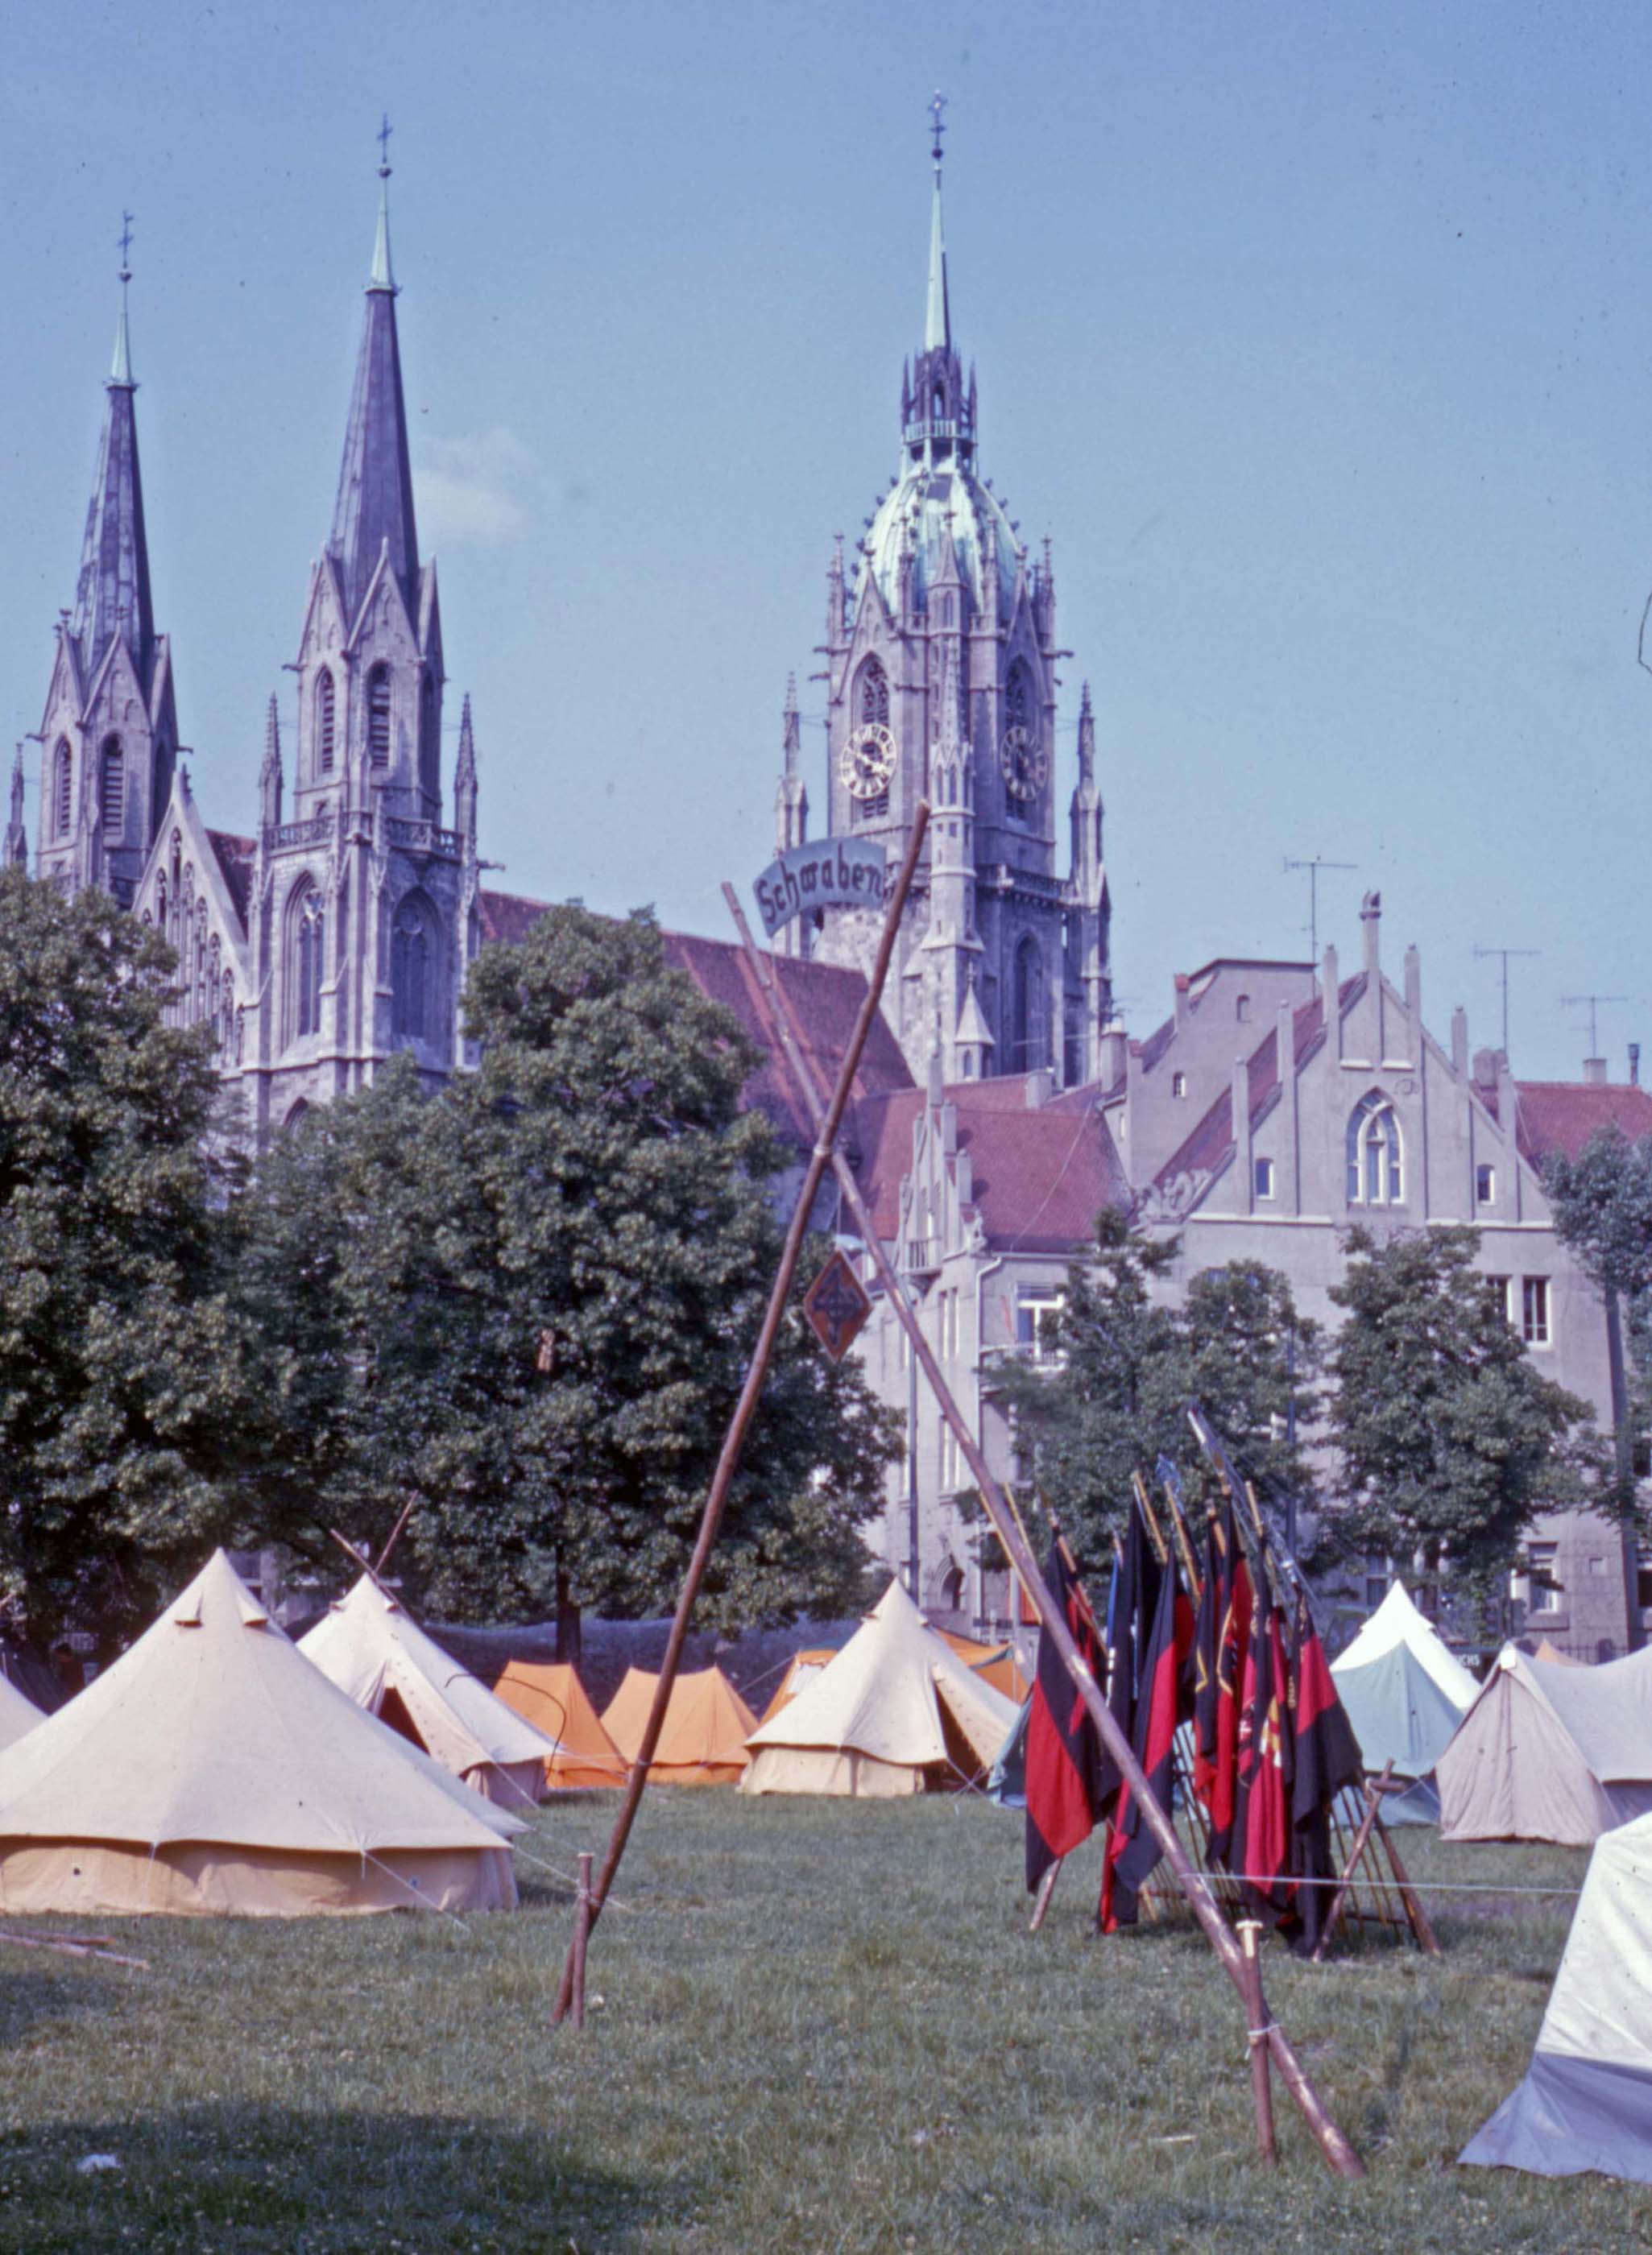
[1289,1588,1365,1954]
[1023,1541,1108,1893]
[1192,1500,1253,1868]
[1098,1503,1161,1815]
[1234,1591,1294,1927]
[1099,1532,1190,1930]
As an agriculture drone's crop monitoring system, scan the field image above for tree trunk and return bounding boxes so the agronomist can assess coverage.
[556,1569,582,1668]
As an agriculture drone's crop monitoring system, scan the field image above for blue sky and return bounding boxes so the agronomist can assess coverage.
[2,0,1649,1079]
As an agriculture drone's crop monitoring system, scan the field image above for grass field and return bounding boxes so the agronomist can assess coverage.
[0,1791,1641,2253]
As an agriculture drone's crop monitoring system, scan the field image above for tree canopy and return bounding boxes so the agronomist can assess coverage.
[1543,1128,1652,1504]
[1325,1224,1600,1599]
[0,871,250,1644]
[995,1207,1319,1575]
[233,905,896,1627]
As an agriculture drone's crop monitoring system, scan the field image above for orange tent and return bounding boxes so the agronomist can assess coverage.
[756,1649,839,1728]
[492,1661,627,1790]
[602,1665,757,1785]
[935,1629,1030,1707]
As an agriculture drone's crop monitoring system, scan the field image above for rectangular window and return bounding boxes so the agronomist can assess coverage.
[1522,1276,1551,1347]
[1476,1163,1495,1206]
[1015,1289,1064,1364]
[1485,1275,1512,1326]
[1527,1540,1562,1615]
[1172,1072,1187,1099]
[1253,1156,1275,1200]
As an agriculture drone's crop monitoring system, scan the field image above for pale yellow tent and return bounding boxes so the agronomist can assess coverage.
[0,1550,521,1916]
[300,1576,556,1806]
[1439,1642,1652,1845]
[602,1665,756,1785]
[494,1661,628,1789]
[743,1580,1021,1798]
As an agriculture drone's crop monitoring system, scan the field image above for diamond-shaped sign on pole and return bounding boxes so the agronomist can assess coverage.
[801,1249,873,1364]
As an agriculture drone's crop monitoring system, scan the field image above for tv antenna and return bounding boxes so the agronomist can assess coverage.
[1472,945,1540,1057]
[1282,855,1356,970]
[1561,992,1629,1063]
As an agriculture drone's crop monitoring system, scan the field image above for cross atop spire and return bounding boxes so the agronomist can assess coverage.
[924,91,950,353]
[111,210,135,387]
[370,115,396,292]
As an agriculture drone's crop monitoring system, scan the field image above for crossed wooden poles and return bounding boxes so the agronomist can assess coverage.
[553,806,1365,2178]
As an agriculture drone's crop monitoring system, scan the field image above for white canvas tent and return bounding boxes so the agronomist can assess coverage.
[1331,1583,1476,1824]
[300,1575,557,1806]
[1438,1642,1652,1846]
[0,1550,521,1916]
[1333,1582,1479,1709]
[742,1579,1019,1798]
[1461,1806,1652,2182]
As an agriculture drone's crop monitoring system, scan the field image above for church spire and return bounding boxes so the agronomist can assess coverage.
[71,214,155,688]
[328,121,419,627]
[924,92,950,352]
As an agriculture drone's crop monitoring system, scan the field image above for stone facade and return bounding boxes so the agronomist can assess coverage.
[776,128,1110,1093]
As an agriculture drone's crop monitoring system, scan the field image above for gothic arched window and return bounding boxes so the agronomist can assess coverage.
[316,671,336,775]
[851,658,890,825]
[1347,1091,1403,1206]
[290,886,325,1041]
[1012,935,1043,1074]
[391,896,433,1040]
[99,737,124,832]
[367,666,391,764]
[54,740,72,838]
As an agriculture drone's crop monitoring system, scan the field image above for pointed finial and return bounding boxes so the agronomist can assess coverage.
[261,693,281,776]
[110,210,135,387]
[782,674,801,775]
[1078,681,1096,781]
[929,90,946,173]
[456,692,477,783]
[369,117,396,293]
[924,93,950,354]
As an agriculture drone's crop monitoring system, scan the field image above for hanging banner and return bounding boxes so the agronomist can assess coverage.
[752,838,888,938]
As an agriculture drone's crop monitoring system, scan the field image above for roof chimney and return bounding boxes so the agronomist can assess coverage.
[1360,890,1381,981]
[1025,1067,1053,1109]
[1583,1057,1608,1086]
[1631,1042,1642,1089]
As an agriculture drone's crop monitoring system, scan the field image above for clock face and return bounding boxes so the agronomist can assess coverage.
[840,722,897,801]
[1000,724,1047,801]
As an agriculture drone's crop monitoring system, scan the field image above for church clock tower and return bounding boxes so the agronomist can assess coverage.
[785,99,1111,1087]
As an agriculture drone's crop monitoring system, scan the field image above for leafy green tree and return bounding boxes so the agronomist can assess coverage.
[235,905,896,1628]
[1543,1128,1652,1510]
[0,870,251,1645]
[1325,1224,1601,1600]
[996,1208,1318,1574]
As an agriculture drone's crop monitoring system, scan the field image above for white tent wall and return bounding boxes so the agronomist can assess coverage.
[1462,1811,1652,2182]
[1439,1645,1652,1846]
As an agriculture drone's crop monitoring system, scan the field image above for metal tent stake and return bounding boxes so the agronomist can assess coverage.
[549,809,931,2026]
[723,883,1365,2182]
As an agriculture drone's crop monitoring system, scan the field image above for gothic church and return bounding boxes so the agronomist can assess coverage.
[21,159,486,1140]
[775,101,1112,1090]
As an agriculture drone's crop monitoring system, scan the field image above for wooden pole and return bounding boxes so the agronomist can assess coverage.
[569,1852,593,2031]
[1029,1856,1063,1934]
[1312,1760,1393,1961]
[548,809,931,2025]
[725,888,1365,2181]
[1373,1802,1443,1957]
[375,1497,417,1576]
[1238,1920,1278,2166]
[1131,1471,1170,1566]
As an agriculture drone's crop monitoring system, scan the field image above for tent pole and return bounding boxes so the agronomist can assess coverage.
[549,809,931,2025]
[726,888,1365,2181]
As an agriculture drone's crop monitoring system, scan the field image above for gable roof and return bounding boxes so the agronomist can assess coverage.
[472,897,915,1156]
[1514,1082,1652,1169]
[854,1081,1129,1253]
[1150,977,1363,1196]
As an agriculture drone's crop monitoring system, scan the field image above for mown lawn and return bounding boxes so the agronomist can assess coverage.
[0,1792,1641,2253]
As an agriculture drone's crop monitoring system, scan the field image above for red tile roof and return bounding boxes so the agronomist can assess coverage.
[472,895,913,1155]
[206,831,255,934]
[1514,1082,1652,1167]
[854,1082,1129,1254]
